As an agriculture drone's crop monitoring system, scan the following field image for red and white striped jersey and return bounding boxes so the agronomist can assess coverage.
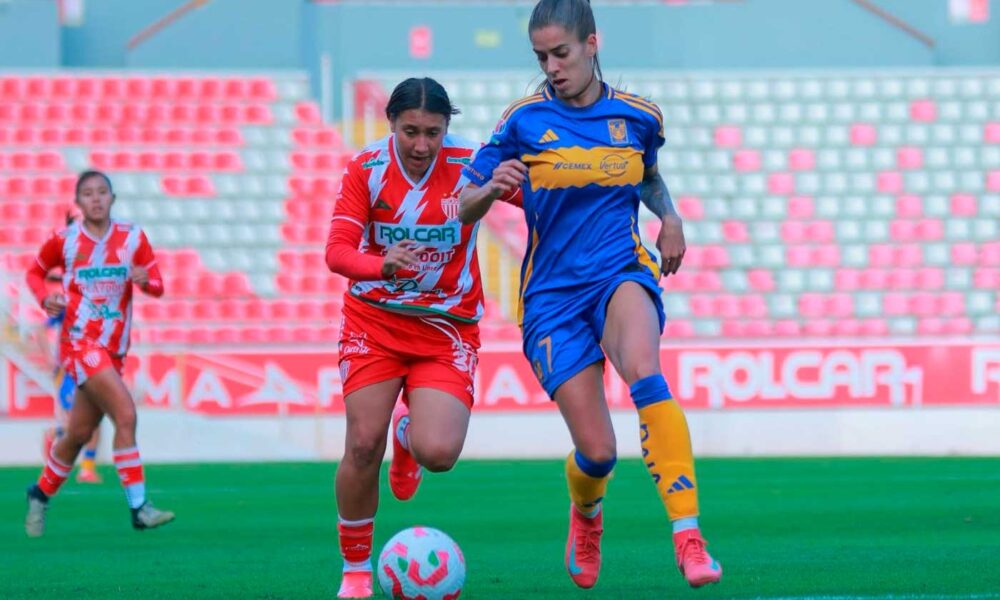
[28,220,163,357]
[330,134,495,323]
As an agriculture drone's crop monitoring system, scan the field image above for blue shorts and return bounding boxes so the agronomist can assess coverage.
[56,369,76,411]
[521,270,665,398]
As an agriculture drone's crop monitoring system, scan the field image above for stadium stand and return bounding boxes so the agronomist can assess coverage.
[2,71,998,344]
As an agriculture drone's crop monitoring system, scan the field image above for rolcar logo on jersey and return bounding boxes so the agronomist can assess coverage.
[76,266,128,280]
[375,223,459,245]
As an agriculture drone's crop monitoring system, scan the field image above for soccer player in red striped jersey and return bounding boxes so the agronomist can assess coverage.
[326,78,520,598]
[23,170,175,537]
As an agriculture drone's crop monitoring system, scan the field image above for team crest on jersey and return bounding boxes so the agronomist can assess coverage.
[83,351,101,368]
[441,192,461,221]
[608,119,629,145]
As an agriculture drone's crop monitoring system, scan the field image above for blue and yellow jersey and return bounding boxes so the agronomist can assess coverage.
[464,82,664,319]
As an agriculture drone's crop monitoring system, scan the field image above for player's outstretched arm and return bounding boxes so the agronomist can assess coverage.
[458,159,528,224]
[640,164,686,276]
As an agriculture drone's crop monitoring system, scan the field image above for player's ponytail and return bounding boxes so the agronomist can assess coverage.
[528,0,603,85]
[385,77,461,123]
[74,170,113,199]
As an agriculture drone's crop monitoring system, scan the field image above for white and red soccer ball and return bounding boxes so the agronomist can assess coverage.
[377,527,465,600]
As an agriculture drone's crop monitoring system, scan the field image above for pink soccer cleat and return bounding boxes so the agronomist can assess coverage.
[388,402,421,501]
[76,468,102,484]
[673,529,722,588]
[565,506,603,588]
[337,570,373,599]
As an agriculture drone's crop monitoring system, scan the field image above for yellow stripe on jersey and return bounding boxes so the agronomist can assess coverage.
[520,146,643,191]
[631,215,661,279]
[501,94,545,121]
[618,96,665,138]
[517,228,541,326]
[617,90,660,112]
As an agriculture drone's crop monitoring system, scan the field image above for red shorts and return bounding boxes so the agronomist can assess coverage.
[338,296,480,408]
[62,341,125,387]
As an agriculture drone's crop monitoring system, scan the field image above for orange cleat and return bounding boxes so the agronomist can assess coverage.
[674,529,722,588]
[337,570,373,599]
[388,402,421,501]
[565,506,603,589]
[76,468,102,484]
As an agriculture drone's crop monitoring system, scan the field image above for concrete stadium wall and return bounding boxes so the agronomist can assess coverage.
[0,0,59,67]
[2,407,1000,466]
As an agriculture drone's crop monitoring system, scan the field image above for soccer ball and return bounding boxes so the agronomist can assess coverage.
[377,526,465,600]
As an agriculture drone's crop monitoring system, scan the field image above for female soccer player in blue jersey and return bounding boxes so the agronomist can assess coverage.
[459,0,722,590]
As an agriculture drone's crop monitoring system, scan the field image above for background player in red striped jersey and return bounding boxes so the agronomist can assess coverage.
[326,78,520,598]
[23,170,175,537]
[37,267,103,485]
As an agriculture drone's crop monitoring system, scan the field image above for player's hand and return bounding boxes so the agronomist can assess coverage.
[487,159,528,199]
[657,215,686,277]
[382,241,422,278]
[132,265,150,287]
[42,293,67,318]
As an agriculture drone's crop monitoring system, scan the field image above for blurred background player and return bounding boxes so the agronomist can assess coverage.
[37,216,102,485]
[326,77,520,598]
[23,170,174,537]
[460,0,721,590]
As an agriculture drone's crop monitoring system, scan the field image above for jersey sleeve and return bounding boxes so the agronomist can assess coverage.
[26,231,64,305]
[134,230,164,297]
[462,112,521,187]
[642,101,666,169]
[325,156,384,280]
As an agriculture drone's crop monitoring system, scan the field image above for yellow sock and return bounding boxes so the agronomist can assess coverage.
[632,375,699,520]
[565,450,614,515]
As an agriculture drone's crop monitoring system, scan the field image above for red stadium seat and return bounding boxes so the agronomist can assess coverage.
[909,99,937,122]
[732,150,761,172]
[788,148,815,171]
[248,78,277,101]
[896,146,923,170]
[985,122,1000,144]
[295,102,322,125]
[767,173,795,195]
[876,171,903,194]
[713,125,741,148]
[895,195,923,218]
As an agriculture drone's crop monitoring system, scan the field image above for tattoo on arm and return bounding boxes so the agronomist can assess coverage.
[639,168,678,220]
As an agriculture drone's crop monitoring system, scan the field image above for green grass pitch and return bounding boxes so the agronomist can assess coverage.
[1,457,999,599]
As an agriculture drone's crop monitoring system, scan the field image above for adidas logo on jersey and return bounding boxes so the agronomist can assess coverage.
[666,474,695,494]
[538,129,560,144]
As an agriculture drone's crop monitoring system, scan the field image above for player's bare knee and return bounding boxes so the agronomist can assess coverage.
[620,359,662,386]
[112,407,137,433]
[64,425,94,448]
[413,440,462,472]
[577,440,617,466]
[346,430,384,469]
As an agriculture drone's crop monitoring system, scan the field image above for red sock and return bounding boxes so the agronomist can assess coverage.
[37,447,72,497]
[112,446,146,509]
[338,517,374,572]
